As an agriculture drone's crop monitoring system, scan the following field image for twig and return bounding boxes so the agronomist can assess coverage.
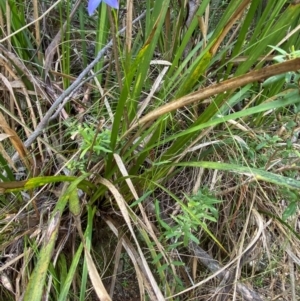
[12,10,147,162]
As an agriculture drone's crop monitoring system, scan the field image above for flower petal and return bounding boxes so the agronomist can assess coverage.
[88,0,102,16]
[103,0,119,9]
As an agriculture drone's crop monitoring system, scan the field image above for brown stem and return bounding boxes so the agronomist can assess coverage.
[125,57,300,136]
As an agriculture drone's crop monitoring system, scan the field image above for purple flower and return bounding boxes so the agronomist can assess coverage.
[88,0,119,15]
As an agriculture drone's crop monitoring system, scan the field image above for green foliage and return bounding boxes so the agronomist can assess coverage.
[157,189,221,247]
[263,45,300,87]
[67,123,112,171]
[23,175,89,301]
[255,134,283,151]
[281,188,299,221]
[2,0,300,299]
[77,125,112,158]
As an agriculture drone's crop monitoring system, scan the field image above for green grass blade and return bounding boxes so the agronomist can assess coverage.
[175,161,300,190]
[0,175,95,194]
[23,174,89,301]
[79,206,96,301]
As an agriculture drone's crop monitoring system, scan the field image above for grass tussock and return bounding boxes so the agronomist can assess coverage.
[0,0,300,300]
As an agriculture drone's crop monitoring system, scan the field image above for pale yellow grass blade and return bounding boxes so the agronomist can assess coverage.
[97,176,165,301]
[84,249,112,301]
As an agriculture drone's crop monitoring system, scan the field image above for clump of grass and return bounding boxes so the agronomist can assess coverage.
[0,0,300,300]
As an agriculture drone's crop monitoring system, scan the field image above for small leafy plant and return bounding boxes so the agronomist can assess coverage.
[157,189,222,247]
[68,123,112,171]
[281,188,299,221]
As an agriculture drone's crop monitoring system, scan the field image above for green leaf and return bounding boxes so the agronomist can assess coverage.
[130,190,153,207]
[23,174,89,301]
[171,261,185,267]
[174,161,300,190]
[282,201,297,221]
